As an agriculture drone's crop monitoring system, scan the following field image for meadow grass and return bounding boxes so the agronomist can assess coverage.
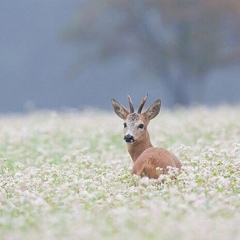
[0,107,239,240]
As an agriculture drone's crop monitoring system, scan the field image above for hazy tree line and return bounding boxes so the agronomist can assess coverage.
[64,0,240,106]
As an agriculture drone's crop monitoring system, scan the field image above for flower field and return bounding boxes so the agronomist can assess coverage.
[0,107,239,240]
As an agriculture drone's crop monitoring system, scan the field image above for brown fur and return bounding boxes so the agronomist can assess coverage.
[111,95,182,179]
[131,147,181,178]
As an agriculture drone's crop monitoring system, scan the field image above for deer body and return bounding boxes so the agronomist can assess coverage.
[111,95,181,179]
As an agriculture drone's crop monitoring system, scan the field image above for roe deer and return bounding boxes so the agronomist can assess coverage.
[111,95,181,179]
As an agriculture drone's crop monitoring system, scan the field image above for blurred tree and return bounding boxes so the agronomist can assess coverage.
[64,0,240,106]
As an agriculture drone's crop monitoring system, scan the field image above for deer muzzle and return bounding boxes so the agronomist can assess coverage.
[124,134,135,143]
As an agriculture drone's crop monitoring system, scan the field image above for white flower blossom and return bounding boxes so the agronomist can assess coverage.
[0,107,239,239]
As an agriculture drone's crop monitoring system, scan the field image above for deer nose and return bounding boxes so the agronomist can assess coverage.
[124,134,134,143]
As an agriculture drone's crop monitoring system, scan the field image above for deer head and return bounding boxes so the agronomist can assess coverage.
[111,95,161,144]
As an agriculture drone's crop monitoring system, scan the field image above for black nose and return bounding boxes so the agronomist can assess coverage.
[124,134,134,143]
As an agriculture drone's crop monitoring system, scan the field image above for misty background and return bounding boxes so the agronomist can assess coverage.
[1,0,240,113]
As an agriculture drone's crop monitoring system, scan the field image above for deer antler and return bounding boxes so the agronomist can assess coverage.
[137,95,148,114]
[128,95,134,113]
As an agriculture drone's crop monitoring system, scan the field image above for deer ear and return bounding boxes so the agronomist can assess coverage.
[143,99,161,120]
[111,98,129,120]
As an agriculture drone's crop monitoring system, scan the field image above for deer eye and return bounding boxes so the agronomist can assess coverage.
[123,123,127,128]
[138,124,144,129]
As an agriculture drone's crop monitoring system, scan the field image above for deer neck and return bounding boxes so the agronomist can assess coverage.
[127,131,153,162]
